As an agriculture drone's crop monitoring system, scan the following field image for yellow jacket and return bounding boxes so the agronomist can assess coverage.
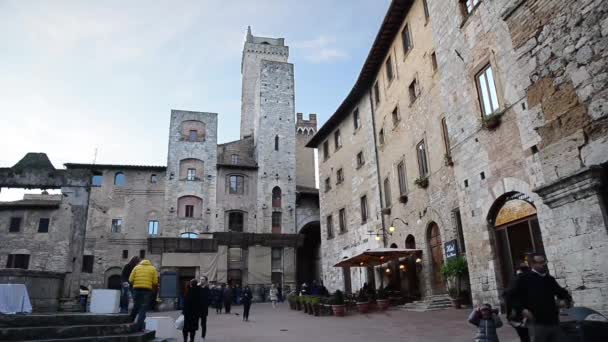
[129,260,158,290]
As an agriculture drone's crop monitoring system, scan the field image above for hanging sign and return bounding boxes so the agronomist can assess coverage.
[444,239,459,260]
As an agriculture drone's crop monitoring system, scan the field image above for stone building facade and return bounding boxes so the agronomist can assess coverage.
[309,0,608,314]
[0,28,320,306]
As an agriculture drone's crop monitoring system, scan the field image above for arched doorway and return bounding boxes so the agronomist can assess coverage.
[404,234,420,299]
[107,274,122,290]
[427,222,446,294]
[297,222,321,289]
[488,192,544,288]
[405,234,416,249]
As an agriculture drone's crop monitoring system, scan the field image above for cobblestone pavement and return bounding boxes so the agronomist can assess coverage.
[151,303,519,342]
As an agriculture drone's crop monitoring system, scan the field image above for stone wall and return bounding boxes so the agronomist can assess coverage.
[0,269,64,312]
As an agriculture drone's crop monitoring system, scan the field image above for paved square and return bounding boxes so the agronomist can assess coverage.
[151,303,519,342]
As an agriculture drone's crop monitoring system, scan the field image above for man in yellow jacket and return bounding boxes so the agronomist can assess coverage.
[128,259,158,331]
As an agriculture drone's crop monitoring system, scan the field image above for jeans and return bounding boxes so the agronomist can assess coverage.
[120,286,131,313]
[130,289,152,331]
[200,315,207,338]
[529,324,565,342]
[243,303,251,321]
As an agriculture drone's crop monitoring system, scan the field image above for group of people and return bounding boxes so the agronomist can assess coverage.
[468,253,572,342]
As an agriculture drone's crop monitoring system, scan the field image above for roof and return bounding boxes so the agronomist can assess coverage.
[306,0,412,148]
[64,163,167,171]
[11,153,55,172]
[296,185,319,195]
[0,198,62,210]
[334,248,422,267]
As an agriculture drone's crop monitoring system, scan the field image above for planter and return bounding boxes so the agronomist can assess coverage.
[313,304,320,316]
[398,195,408,204]
[377,299,390,311]
[369,300,377,311]
[356,301,370,314]
[308,303,314,315]
[296,301,302,311]
[482,113,503,130]
[450,298,462,309]
[414,177,429,189]
[332,304,346,317]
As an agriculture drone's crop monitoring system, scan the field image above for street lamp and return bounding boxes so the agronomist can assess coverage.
[388,217,408,233]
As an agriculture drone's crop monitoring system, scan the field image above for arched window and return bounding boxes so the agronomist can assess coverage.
[228,212,244,232]
[181,120,206,142]
[114,172,125,187]
[390,243,398,248]
[177,195,203,218]
[275,135,279,151]
[272,187,281,208]
[180,232,198,239]
[405,234,416,249]
[179,158,204,181]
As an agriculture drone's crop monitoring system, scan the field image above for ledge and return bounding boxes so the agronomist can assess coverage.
[534,166,605,209]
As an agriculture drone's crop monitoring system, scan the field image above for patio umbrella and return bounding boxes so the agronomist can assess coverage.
[333,248,422,268]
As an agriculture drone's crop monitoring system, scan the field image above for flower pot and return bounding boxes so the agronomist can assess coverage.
[313,304,320,316]
[356,301,370,314]
[369,300,377,311]
[308,303,314,315]
[450,298,461,309]
[377,299,390,311]
[296,301,302,311]
[332,304,346,317]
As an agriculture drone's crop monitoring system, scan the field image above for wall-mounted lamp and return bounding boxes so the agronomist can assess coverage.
[170,207,175,213]
[388,217,408,233]
[385,268,391,274]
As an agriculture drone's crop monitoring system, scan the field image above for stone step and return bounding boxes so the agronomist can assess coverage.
[25,330,156,342]
[0,323,138,341]
[0,314,131,328]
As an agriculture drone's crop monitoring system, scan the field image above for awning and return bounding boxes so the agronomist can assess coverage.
[334,248,423,268]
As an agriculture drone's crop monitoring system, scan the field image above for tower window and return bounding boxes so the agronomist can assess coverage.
[431,52,438,72]
[356,151,365,168]
[379,129,385,145]
[228,212,244,232]
[326,215,334,239]
[272,212,282,234]
[111,219,122,233]
[339,208,347,233]
[92,174,103,187]
[386,56,394,82]
[185,205,194,218]
[392,107,400,126]
[228,175,245,194]
[402,24,413,55]
[360,195,368,224]
[114,172,126,187]
[353,108,361,130]
[231,154,239,165]
[275,135,279,151]
[7,254,29,269]
[323,141,330,160]
[9,217,22,233]
[272,187,282,208]
[187,168,196,181]
[38,218,50,233]
[150,174,158,183]
[336,168,344,184]
[384,177,392,207]
[417,140,429,177]
[148,220,159,236]
[334,129,342,150]
[82,255,94,273]
[188,130,198,142]
[373,82,380,105]
[409,78,418,104]
[476,64,500,117]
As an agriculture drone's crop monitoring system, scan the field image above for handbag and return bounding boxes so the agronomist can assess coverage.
[174,314,184,330]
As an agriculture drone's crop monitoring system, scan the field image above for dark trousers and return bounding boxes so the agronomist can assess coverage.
[215,301,222,313]
[529,324,565,342]
[243,303,251,320]
[200,314,207,338]
[515,326,530,342]
[120,286,130,313]
[224,300,231,313]
[182,330,194,342]
[130,289,152,331]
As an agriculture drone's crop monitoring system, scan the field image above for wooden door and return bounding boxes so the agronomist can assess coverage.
[428,223,446,294]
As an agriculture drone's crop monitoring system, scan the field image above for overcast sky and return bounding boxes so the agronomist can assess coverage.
[0,0,388,169]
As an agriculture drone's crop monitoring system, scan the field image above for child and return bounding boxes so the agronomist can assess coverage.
[468,303,503,342]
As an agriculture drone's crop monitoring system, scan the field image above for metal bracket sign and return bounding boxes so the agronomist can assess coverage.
[444,239,459,260]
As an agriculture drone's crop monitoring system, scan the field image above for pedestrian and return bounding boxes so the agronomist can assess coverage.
[79,285,90,312]
[311,280,320,296]
[120,256,141,313]
[223,283,233,314]
[198,276,210,342]
[182,279,200,342]
[277,283,283,303]
[235,284,242,305]
[506,253,572,342]
[504,262,531,342]
[269,283,278,308]
[300,283,308,296]
[214,284,223,314]
[242,285,253,322]
[128,259,159,331]
[468,303,503,342]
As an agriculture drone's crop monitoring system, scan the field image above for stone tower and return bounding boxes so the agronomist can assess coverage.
[296,113,317,188]
[240,26,289,139]
[163,110,218,236]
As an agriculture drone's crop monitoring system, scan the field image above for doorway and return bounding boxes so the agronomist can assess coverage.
[296,222,321,288]
[107,275,122,290]
[427,223,446,294]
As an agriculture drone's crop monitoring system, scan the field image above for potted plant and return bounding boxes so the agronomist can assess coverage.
[444,153,454,166]
[482,112,503,130]
[302,296,309,314]
[441,256,469,309]
[287,294,296,310]
[295,295,302,311]
[398,194,409,204]
[368,289,377,311]
[376,288,390,311]
[356,291,370,314]
[307,297,315,316]
[311,296,321,316]
[414,176,429,189]
[331,290,346,317]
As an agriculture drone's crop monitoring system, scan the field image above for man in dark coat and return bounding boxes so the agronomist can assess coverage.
[182,279,200,342]
[198,276,210,341]
[506,253,572,342]
[222,283,232,314]
[504,262,531,342]
[241,286,253,321]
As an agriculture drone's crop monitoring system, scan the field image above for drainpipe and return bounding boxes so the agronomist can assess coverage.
[367,89,387,248]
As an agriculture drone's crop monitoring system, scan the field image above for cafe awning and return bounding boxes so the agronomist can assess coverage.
[334,248,423,268]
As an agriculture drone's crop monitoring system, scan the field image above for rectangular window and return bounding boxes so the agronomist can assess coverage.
[353,109,361,130]
[360,196,368,224]
[379,129,385,145]
[417,140,429,177]
[92,174,103,187]
[336,168,344,184]
[122,250,128,259]
[6,254,29,269]
[453,208,466,254]
[148,220,159,236]
[339,208,347,233]
[386,56,394,82]
[464,0,481,14]
[187,168,196,181]
[384,177,392,207]
[324,177,331,192]
[38,218,50,233]
[9,217,21,232]
[423,0,430,19]
[228,212,244,232]
[409,78,418,104]
[150,174,157,183]
[82,255,94,273]
[229,247,242,262]
[397,161,407,195]
[402,24,413,55]
[431,52,438,72]
[441,117,451,155]
[231,154,239,165]
[111,219,122,233]
[272,212,282,234]
[357,151,365,168]
[229,175,244,194]
[185,205,194,218]
[323,141,330,160]
[271,247,283,270]
[188,130,197,142]
[326,215,334,239]
[139,250,146,259]
[334,129,342,149]
[391,107,400,126]
[476,64,500,116]
[373,82,380,105]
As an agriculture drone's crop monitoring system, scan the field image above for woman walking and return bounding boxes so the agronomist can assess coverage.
[269,284,278,308]
[182,279,201,342]
[119,256,140,313]
[242,286,253,322]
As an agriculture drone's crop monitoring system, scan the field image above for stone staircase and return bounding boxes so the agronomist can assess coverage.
[399,294,453,312]
[0,313,159,342]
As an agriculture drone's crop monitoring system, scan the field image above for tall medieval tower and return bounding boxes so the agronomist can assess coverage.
[296,113,317,189]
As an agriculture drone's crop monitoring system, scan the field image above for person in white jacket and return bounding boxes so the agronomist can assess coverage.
[269,284,279,308]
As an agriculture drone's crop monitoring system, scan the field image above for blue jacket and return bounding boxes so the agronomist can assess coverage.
[468,310,503,342]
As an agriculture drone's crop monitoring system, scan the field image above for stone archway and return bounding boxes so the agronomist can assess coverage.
[427,222,446,295]
[296,221,321,288]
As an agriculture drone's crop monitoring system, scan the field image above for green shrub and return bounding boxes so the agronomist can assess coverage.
[333,290,345,305]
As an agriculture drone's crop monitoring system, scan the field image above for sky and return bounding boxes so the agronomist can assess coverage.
[0,0,389,169]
